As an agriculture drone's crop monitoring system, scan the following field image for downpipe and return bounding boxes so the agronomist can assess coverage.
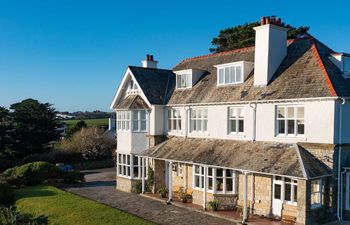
[337,97,346,221]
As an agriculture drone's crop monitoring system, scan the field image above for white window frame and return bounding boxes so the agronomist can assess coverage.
[273,176,298,206]
[190,108,208,133]
[311,179,323,209]
[215,62,244,86]
[193,165,205,189]
[193,165,236,195]
[176,73,191,89]
[117,153,131,178]
[177,163,183,176]
[276,105,305,137]
[117,111,131,131]
[167,108,182,132]
[132,110,147,132]
[128,79,138,90]
[228,107,244,135]
[117,154,147,180]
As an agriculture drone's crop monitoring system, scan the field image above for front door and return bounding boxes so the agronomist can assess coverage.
[272,176,283,217]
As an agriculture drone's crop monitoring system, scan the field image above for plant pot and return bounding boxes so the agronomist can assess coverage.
[181,198,187,203]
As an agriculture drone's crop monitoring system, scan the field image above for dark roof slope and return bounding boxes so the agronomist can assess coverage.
[167,38,350,105]
[129,66,175,105]
[116,95,149,110]
[140,137,332,179]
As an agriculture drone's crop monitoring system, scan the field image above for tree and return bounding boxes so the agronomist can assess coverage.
[210,21,309,53]
[0,107,13,156]
[66,120,87,137]
[10,99,61,157]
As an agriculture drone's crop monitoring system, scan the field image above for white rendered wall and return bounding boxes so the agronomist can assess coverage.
[149,105,165,135]
[165,100,336,144]
[117,131,148,154]
[334,101,350,144]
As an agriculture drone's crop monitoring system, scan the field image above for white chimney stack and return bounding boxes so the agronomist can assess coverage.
[142,54,158,69]
[253,16,288,86]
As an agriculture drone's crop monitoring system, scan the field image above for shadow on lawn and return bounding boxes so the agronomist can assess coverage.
[15,189,57,200]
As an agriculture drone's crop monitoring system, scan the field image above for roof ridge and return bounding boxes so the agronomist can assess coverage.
[128,65,173,72]
[309,37,338,97]
[179,37,312,65]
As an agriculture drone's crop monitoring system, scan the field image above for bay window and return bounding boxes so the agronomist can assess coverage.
[167,109,182,132]
[190,109,208,132]
[117,111,130,131]
[277,106,304,136]
[311,179,323,209]
[228,107,244,134]
[117,153,147,179]
[132,110,147,132]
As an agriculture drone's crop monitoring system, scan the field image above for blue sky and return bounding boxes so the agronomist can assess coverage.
[0,0,349,112]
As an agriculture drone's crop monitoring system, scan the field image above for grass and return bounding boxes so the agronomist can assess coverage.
[62,118,109,127]
[15,185,155,225]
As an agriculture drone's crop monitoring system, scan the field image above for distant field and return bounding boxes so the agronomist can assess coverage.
[63,118,109,127]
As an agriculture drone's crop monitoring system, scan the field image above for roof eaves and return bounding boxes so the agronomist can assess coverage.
[310,37,338,97]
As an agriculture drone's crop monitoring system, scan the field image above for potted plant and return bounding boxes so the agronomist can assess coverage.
[158,187,168,198]
[178,187,188,203]
[208,199,220,211]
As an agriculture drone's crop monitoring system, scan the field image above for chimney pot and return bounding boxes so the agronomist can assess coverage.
[260,17,266,25]
[146,54,150,61]
[150,55,154,61]
[265,17,270,24]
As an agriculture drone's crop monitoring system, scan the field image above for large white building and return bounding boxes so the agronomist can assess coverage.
[110,17,350,225]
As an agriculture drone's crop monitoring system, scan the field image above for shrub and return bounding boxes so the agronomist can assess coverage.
[146,166,154,192]
[158,187,168,198]
[1,162,84,186]
[208,199,220,211]
[0,180,14,205]
[2,162,63,186]
[58,127,115,160]
[0,206,47,225]
[21,150,82,165]
[133,181,143,194]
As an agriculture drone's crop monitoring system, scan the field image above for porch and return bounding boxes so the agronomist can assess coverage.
[141,192,295,225]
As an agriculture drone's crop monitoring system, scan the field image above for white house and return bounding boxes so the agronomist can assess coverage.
[110,17,350,225]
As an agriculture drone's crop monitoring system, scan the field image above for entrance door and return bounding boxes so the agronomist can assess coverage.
[272,176,283,217]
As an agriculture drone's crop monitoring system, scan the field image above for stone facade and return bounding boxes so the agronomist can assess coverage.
[116,176,139,192]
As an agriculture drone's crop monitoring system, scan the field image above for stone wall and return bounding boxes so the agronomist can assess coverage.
[116,176,138,192]
[153,159,166,193]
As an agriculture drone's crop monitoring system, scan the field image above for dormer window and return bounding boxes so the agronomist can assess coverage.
[174,69,206,89]
[329,53,350,77]
[176,73,191,89]
[218,65,243,85]
[215,61,254,86]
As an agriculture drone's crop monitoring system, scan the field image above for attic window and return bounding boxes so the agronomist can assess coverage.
[176,73,191,89]
[215,62,245,86]
[129,80,138,90]
[344,58,350,73]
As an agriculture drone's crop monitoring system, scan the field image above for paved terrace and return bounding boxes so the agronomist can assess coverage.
[63,168,292,225]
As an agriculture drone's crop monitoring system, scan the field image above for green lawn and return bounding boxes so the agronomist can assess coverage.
[63,118,109,127]
[15,185,154,225]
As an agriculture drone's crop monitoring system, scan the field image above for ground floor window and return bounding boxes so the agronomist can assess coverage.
[193,165,236,194]
[117,153,146,179]
[273,176,298,205]
[311,179,323,209]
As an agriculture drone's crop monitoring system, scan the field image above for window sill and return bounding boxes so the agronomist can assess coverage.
[310,204,322,210]
[131,131,148,133]
[284,202,297,206]
[217,83,243,87]
[226,133,246,138]
[167,131,183,135]
[189,132,210,136]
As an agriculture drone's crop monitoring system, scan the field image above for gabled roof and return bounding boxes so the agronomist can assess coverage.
[116,95,150,110]
[167,37,350,105]
[140,136,332,179]
[129,66,175,105]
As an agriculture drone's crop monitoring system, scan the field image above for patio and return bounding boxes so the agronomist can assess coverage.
[141,193,295,225]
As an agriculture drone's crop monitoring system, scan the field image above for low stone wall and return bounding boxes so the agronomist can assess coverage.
[116,176,136,192]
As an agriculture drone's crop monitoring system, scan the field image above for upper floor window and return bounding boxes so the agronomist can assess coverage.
[190,108,208,132]
[277,106,304,136]
[167,109,182,132]
[176,73,191,89]
[117,111,130,131]
[228,107,244,134]
[217,65,243,85]
[132,110,147,132]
